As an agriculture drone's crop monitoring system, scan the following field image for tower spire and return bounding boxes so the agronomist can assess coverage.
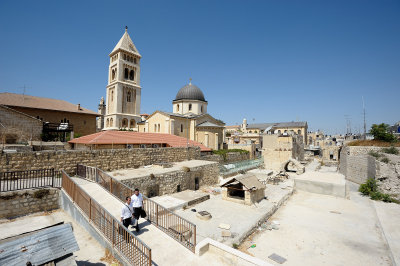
[189,77,192,85]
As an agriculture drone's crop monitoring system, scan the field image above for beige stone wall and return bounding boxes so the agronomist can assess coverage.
[201,152,250,163]
[0,147,200,175]
[11,107,97,136]
[0,188,59,219]
[262,135,304,171]
[322,146,341,161]
[0,106,43,143]
[119,163,219,197]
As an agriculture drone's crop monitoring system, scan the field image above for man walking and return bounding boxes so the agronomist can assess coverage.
[120,196,133,241]
[131,188,144,232]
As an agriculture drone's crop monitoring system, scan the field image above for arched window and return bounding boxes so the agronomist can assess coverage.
[111,69,116,80]
[130,119,135,128]
[129,70,134,80]
[298,129,301,135]
[189,104,192,111]
[201,105,203,113]
[111,90,114,102]
[122,118,128,128]
[158,124,161,132]
[124,68,129,79]
[181,124,183,133]
[106,118,109,127]
[154,124,157,132]
[110,118,113,127]
[177,104,180,112]
[134,58,137,64]
[123,54,126,60]
[127,91,131,102]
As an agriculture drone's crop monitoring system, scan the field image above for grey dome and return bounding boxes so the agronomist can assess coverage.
[174,83,206,102]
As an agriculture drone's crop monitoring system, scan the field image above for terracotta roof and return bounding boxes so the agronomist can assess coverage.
[69,131,212,151]
[0,93,98,116]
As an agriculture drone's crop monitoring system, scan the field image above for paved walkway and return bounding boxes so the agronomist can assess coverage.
[71,177,223,266]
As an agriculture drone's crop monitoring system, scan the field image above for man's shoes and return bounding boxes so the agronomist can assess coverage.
[136,226,140,232]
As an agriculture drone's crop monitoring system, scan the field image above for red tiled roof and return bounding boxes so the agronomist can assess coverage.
[68,131,212,151]
[0,92,98,116]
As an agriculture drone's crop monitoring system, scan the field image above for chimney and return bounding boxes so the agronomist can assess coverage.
[77,104,81,110]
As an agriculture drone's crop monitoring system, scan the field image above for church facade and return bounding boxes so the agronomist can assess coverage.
[137,81,225,150]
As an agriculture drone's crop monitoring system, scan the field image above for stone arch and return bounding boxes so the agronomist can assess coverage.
[130,119,136,128]
[280,158,305,175]
[122,118,128,128]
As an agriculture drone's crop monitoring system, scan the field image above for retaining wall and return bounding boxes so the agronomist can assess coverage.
[0,147,200,174]
[0,188,59,219]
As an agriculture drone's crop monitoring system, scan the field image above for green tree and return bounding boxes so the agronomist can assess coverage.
[370,123,396,142]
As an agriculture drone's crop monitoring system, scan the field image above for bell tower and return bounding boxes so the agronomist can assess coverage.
[104,26,141,130]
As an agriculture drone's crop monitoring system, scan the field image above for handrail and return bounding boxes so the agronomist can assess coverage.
[61,170,152,266]
[0,168,61,192]
[77,164,197,252]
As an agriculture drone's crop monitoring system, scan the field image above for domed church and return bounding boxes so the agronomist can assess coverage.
[138,79,225,150]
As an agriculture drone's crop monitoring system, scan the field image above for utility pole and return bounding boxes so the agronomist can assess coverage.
[362,96,366,140]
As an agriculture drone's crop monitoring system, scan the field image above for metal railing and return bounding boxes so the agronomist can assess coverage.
[61,170,152,266]
[76,164,197,252]
[0,168,61,192]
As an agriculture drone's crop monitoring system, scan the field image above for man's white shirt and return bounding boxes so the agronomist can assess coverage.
[121,203,133,220]
[130,193,143,208]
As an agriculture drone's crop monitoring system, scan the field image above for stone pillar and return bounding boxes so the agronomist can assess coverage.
[165,118,170,134]
[215,133,219,150]
[170,119,175,135]
[205,133,209,148]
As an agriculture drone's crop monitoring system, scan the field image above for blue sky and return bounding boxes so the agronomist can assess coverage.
[0,0,399,134]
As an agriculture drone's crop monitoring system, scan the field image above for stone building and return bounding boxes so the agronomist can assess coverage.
[100,27,142,131]
[0,93,98,138]
[262,134,305,172]
[220,174,265,205]
[138,80,225,150]
[0,105,43,144]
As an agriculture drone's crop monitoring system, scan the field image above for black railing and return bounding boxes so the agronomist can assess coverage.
[0,168,61,192]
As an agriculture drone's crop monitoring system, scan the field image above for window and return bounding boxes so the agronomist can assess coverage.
[106,118,109,127]
[122,119,128,128]
[129,70,134,80]
[134,58,137,64]
[123,54,126,60]
[127,91,131,102]
[278,130,281,135]
[130,119,135,128]
[189,104,192,111]
[201,105,203,113]
[111,69,116,80]
[298,130,301,135]
[124,68,129,79]
[181,124,183,133]
[154,124,157,132]
[158,124,161,132]
[177,104,179,112]
[111,90,114,102]
[110,118,113,127]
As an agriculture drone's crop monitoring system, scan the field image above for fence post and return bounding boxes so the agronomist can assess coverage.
[51,168,55,187]
[112,219,115,246]
[156,205,159,226]
[148,249,152,266]
[89,198,92,220]
[194,225,196,252]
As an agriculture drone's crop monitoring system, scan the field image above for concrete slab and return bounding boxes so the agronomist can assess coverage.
[0,210,115,265]
[175,179,294,246]
[152,190,210,210]
[244,190,393,266]
[294,169,347,198]
[373,200,400,266]
[108,160,216,181]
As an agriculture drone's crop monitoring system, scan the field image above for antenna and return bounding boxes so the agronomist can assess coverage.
[362,96,366,140]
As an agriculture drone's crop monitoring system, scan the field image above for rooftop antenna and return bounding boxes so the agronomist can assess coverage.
[362,96,366,140]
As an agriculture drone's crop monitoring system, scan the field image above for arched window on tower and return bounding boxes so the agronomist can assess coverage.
[130,119,136,128]
[298,129,301,135]
[106,118,109,128]
[110,118,113,127]
[201,105,203,113]
[124,68,129,79]
[177,104,180,112]
[129,70,135,80]
[122,119,128,128]
[189,104,192,111]
[111,90,114,102]
[127,91,131,102]
[181,124,183,133]
[111,69,116,80]
[134,58,137,64]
